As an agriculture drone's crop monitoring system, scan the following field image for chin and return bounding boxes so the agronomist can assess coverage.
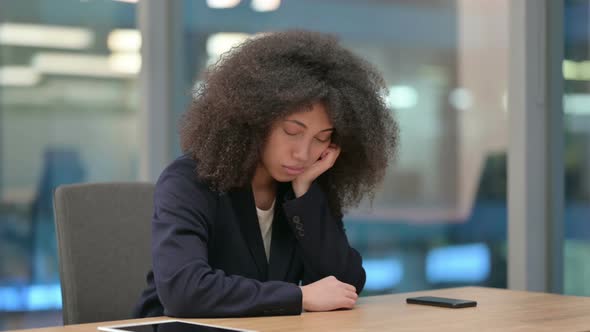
[273,175,297,183]
[270,170,297,182]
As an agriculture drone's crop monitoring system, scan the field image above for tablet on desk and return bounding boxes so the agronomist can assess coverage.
[98,319,256,332]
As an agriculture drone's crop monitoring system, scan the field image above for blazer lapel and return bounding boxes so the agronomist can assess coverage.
[229,186,268,280]
[268,183,296,281]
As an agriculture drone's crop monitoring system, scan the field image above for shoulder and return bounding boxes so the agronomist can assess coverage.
[152,155,218,236]
[155,154,218,207]
[159,153,199,180]
[157,154,209,187]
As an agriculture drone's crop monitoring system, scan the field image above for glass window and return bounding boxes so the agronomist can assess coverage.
[178,0,509,295]
[0,1,516,329]
[563,0,590,296]
[0,0,138,329]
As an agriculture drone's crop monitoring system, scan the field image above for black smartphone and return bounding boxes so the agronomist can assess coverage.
[406,296,477,308]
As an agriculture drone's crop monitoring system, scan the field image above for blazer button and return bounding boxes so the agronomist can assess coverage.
[293,216,301,223]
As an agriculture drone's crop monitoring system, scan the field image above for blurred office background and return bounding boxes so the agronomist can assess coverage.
[0,0,587,330]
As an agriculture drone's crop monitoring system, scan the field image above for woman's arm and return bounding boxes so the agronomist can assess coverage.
[282,182,366,293]
[152,161,301,318]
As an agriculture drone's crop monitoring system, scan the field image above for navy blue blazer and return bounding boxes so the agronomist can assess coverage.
[134,155,366,318]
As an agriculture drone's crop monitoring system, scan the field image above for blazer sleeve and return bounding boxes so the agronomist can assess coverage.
[152,161,302,318]
[281,182,366,294]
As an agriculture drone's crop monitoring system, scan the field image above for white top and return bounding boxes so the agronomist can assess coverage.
[256,199,275,262]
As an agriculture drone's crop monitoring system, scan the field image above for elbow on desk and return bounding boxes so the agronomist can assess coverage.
[157,283,226,318]
[157,283,251,318]
[157,284,303,318]
[155,279,208,317]
[159,294,218,318]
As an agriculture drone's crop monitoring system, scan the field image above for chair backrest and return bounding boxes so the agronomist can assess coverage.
[53,182,154,325]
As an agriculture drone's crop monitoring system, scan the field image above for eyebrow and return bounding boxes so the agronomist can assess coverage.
[284,119,334,132]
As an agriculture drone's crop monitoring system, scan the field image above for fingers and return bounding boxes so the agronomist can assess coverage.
[329,144,341,154]
[341,297,356,309]
[335,296,356,310]
[347,298,356,308]
[317,149,337,167]
[319,148,336,162]
[344,283,357,293]
[338,281,358,304]
[344,290,358,300]
[326,146,341,164]
[336,281,356,293]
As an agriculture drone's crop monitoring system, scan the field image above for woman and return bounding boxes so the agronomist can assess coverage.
[135,30,397,318]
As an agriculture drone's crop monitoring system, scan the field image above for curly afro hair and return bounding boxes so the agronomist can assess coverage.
[180,30,398,217]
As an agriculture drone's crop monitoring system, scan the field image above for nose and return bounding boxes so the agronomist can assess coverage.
[292,140,311,163]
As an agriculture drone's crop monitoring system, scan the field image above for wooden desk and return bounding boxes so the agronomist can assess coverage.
[7,287,590,332]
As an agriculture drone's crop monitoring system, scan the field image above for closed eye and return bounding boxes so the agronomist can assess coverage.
[283,128,299,136]
[315,136,331,143]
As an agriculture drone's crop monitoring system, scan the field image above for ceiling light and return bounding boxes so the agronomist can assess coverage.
[109,53,141,74]
[206,32,250,58]
[108,29,141,52]
[386,85,418,109]
[0,66,40,87]
[0,23,93,49]
[207,0,240,9]
[32,52,136,78]
[251,0,280,12]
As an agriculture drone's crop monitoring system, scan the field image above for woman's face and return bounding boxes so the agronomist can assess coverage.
[260,102,335,182]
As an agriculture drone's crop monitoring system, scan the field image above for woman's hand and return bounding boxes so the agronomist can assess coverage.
[299,276,358,312]
[292,144,341,197]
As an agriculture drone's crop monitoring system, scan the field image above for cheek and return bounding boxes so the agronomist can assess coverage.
[263,135,287,164]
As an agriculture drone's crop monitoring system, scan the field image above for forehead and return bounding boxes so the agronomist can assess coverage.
[284,102,333,127]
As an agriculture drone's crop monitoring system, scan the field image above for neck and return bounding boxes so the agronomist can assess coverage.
[251,164,277,210]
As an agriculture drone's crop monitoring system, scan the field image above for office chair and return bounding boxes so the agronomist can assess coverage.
[53,182,154,324]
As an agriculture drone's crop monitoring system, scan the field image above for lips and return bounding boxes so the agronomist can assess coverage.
[283,165,305,175]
